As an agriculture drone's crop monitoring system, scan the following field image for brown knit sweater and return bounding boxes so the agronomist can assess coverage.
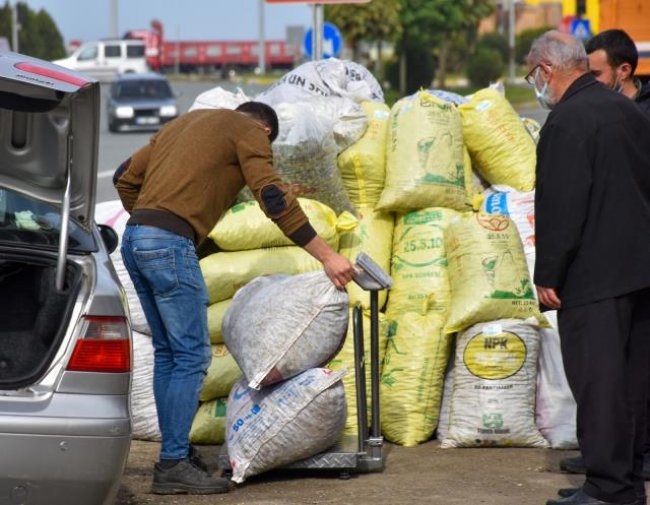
[114,108,314,246]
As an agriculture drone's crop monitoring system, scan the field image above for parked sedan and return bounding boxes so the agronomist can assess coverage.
[107,72,178,132]
[0,53,131,504]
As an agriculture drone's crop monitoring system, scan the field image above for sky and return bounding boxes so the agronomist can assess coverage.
[24,0,314,44]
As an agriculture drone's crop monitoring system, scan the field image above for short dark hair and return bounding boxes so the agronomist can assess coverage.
[236,101,279,142]
[585,29,638,74]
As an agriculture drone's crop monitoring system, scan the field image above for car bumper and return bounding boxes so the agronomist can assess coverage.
[112,115,177,131]
[0,433,131,505]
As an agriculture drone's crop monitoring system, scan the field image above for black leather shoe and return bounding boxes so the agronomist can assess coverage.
[560,456,587,474]
[189,444,208,473]
[546,489,637,505]
[558,488,580,498]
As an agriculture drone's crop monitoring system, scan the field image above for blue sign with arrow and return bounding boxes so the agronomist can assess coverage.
[304,22,343,59]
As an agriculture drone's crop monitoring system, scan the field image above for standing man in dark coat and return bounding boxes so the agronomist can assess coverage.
[527,30,650,505]
[559,28,650,482]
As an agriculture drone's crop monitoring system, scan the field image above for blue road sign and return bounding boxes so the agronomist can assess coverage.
[570,18,592,41]
[304,22,343,59]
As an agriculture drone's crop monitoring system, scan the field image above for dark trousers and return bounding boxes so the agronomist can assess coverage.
[558,288,650,503]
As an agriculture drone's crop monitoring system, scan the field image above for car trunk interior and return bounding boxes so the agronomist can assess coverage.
[0,254,82,388]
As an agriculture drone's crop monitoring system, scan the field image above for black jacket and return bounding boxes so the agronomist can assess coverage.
[636,80,650,115]
[534,73,650,308]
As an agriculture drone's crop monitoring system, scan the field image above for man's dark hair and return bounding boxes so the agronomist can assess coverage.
[585,29,638,74]
[236,101,279,142]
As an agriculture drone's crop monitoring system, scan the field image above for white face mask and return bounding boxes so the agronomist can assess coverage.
[612,73,624,94]
[533,67,554,110]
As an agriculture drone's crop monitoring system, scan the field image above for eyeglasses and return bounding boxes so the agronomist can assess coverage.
[525,65,540,87]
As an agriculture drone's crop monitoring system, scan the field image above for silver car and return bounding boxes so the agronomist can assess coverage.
[106,72,178,132]
[0,52,132,504]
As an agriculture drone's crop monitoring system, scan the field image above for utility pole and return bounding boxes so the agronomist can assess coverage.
[312,3,323,61]
[258,0,266,75]
[11,1,19,53]
[508,0,516,83]
[109,0,119,38]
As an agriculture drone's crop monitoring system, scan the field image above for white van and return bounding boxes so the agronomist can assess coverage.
[53,39,148,81]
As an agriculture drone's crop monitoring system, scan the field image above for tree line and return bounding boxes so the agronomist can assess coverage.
[0,1,66,61]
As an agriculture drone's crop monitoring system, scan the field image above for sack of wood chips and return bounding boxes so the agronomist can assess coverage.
[338,101,390,208]
[208,198,357,251]
[380,312,452,446]
[441,319,548,448]
[200,247,322,304]
[459,88,536,191]
[376,91,471,213]
[199,344,242,402]
[338,206,394,310]
[223,271,349,389]
[226,368,347,483]
[444,212,544,334]
[207,299,232,344]
[190,398,227,445]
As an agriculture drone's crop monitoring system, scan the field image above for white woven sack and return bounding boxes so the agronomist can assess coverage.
[130,331,161,441]
[95,200,150,335]
[223,271,349,389]
[189,86,250,111]
[226,368,347,483]
[442,319,548,448]
[535,311,578,448]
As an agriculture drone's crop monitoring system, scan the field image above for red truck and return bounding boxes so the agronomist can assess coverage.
[124,20,298,74]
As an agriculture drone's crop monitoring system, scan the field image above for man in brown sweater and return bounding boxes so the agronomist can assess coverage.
[115,101,355,495]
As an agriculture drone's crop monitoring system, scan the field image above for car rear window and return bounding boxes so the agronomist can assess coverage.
[0,188,97,253]
[113,79,173,99]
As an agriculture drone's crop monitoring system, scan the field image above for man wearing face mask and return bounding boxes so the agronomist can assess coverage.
[527,31,650,505]
[585,29,650,114]
[558,28,650,485]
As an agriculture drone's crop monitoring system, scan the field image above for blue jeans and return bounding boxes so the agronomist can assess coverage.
[121,224,211,460]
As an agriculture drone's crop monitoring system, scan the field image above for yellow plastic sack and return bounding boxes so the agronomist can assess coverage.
[190,398,227,445]
[200,247,322,304]
[207,299,232,344]
[377,91,471,213]
[380,312,452,446]
[208,198,357,251]
[339,207,394,310]
[388,208,457,318]
[444,212,544,334]
[200,344,242,402]
[328,308,388,437]
[459,88,536,191]
[338,102,390,208]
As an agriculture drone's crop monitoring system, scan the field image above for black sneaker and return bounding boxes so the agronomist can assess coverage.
[151,458,231,495]
[559,455,586,474]
[189,445,209,473]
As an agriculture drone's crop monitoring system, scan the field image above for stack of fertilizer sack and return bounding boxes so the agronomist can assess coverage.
[99,59,577,456]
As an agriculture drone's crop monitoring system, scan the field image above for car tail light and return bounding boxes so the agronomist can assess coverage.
[67,316,131,373]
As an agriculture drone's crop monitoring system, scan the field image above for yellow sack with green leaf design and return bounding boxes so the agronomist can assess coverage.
[377,91,471,213]
[444,212,545,334]
[459,88,536,191]
[207,299,232,344]
[199,344,241,402]
[200,247,322,304]
[208,198,357,251]
[388,208,457,317]
[338,102,390,208]
[190,398,227,445]
[380,313,452,447]
[339,207,394,310]
[328,308,388,437]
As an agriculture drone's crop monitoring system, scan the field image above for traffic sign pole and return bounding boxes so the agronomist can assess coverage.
[313,4,324,60]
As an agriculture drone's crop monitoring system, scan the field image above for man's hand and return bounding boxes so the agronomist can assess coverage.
[536,285,561,310]
[302,235,356,289]
[322,252,356,290]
